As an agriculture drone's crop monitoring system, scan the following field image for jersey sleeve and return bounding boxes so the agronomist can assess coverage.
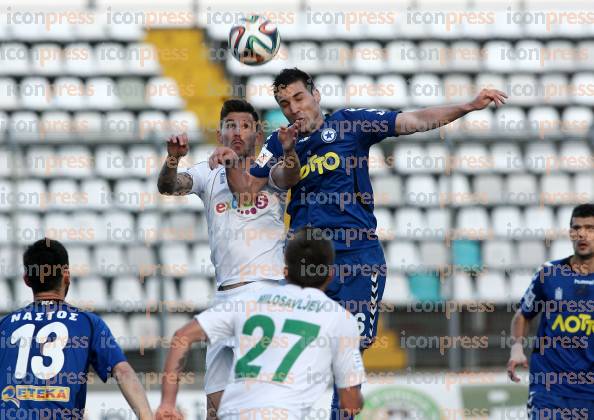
[195,303,236,344]
[331,311,366,388]
[342,108,400,146]
[519,267,547,320]
[89,316,127,382]
[250,132,284,179]
[178,161,209,195]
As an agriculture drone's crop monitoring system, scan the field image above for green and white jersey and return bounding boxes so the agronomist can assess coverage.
[196,283,365,420]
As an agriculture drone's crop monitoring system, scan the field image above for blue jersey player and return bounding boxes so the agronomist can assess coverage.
[508,204,594,419]
[210,68,507,419]
[0,239,152,420]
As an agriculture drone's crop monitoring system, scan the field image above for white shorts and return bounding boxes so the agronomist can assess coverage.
[204,280,279,395]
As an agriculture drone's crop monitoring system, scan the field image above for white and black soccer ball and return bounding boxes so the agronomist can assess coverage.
[228,15,281,65]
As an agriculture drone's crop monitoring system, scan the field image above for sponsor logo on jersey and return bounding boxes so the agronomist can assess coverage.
[551,313,594,335]
[2,385,70,408]
[300,151,340,180]
[215,192,269,215]
[321,128,337,143]
[298,136,310,143]
[255,145,273,167]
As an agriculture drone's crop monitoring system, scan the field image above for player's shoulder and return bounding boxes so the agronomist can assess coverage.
[185,160,211,174]
[531,257,571,280]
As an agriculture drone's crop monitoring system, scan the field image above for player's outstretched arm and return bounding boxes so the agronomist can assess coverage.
[112,361,154,420]
[156,320,208,420]
[507,309,530,382]
[395,89,508,135]
[157,133,194,195]
[270,123,301,190]
[337,386,364,417]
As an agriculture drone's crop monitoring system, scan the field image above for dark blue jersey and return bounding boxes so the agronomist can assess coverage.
[520,257,594,399]
[251,108,400,251]
[0,300,126,419]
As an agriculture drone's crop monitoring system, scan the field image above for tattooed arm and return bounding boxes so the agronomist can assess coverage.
[157,133,194,196]
[156,320,208,419]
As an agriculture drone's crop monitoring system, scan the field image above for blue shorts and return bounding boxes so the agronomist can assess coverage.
[324,243,387,349]
[528,390,594,420]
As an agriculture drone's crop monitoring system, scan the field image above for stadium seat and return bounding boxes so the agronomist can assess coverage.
[483,240,514,269]
[0,278,12,311]
[540,74,569,106]
[30,44,64,76]
[165,314,192,339]
[146,77,185,110]
[419,242,448,268]
[507,74,540,107]
[67,245,92,277]
[524,206,555,239]
[395,208,425,239]
[492,206,523,238]
[443,74,474,104]
[571,73,594,105]
[524,142,557,173]
[483,41,515,73]
[95,146,127,179]
[136,212,161,245]
[80,179,110,210]
[73,111,103,141]
[41,112,73,142]
[64,43,97,76]
[58,146,93,178]
[506,174,538,204]
[540,174,573,205]
[14,278,33,307]
[473,174,504,205]
[16,180,45,211]
[180,277,214,310]
[159,243,191,277]
[408,273,441,301]
[315,75,346,109]
[410,74,444,107]
[86,78,122,110]
[417,41,448,72]
[509,270,532,301]
[72,211,104,242]
[112,276,145,310]
[526,107,560,138]
[375,75,409,108]
[93,245,127,276]
[138,111,168,141]
[54,77,88,110]
[559,141,592,172]
[549,239,572,260]
[451,273,474,301]
[513,40,545,73]
[371,175,402,207]
[0,180,12,212]
[455,144,490,174]
[191,244,215,277]
[456,207,489,233]
[20,77,52,111]
[544,41,576,72]
[476,271,508,303]
[95,43,127,75]
[577,41,594,70]
[405,175,437,207]
[128,314,159,349]
[425,208,450,238]
[288,42,321,74]
[446,175,472,207]
[319,42,351,74]
[146,277,179,302]
[0,44,30,76]
[387,242,420,272]
[344,75,377,108]
[575,173,594,202]
[77,276,109,311]
[126,43,161,75]
[0,216,10,243]
[102,314,133,349]
[517,240,547,269]
[104,111,136,141]
[47,180,80,210]
[0,78,19,110]
[127,245,156,278]
[382,273,411,305]
[562,107,593,136]
[462,109,494,136]
[393,143,426,174]
[245,76,276,109]
[352,42,385,74]
[104,211,135,243]
[117,78,147,110]
[451,240,481,271]
[475,73,506,92]
[375,209,395,241]
[386,41,418,73]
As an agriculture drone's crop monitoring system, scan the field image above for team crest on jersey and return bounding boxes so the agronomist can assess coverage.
[220,171,227,185]
[555,287,563,300]
[321,128,337,143]
[2,386,18,407]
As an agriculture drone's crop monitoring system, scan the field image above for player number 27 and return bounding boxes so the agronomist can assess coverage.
[235,315,320,382]
[11,322,68,380]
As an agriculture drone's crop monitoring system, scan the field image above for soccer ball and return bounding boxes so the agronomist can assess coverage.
[229,15,281,65]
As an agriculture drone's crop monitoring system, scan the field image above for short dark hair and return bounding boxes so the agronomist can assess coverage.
[571,204,594,225]
[220,99,259,123]
[285,227,334,288]
[273,68,315,94]
[23,238,69,293]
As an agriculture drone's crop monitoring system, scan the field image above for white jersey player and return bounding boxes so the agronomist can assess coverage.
[156,227,365,420]
[157,99,295,418]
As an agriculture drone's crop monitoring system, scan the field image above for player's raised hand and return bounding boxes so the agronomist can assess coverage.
[167,133,189,158]
[507,345,528,383]
[155,404,184,420]
[468,89,508,110]
[278,120,301,153]
[209,146,239,170]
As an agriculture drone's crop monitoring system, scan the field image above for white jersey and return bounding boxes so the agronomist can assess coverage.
[196,283,366,420]
[181,162,286,288]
